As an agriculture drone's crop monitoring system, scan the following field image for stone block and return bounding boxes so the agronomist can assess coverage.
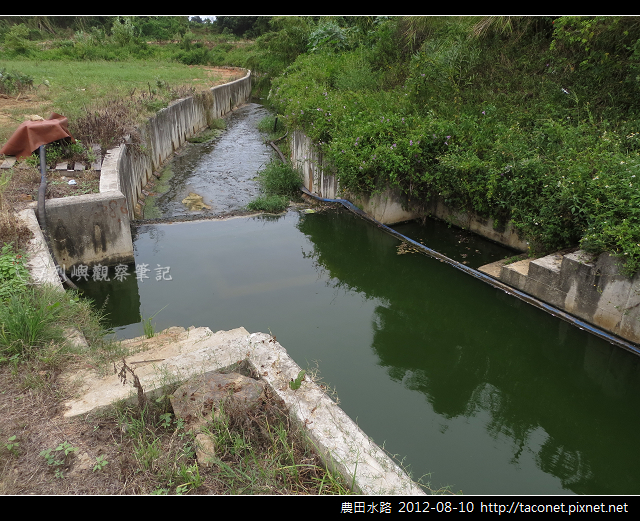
[528,254,562,287]
[499,258,531,291]
[1,156,16,169]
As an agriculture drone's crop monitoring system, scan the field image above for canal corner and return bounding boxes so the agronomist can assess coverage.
[479,249,640,349]
[61,325,426,496]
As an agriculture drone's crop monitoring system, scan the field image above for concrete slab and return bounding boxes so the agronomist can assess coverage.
[17,207,63,290]
[500,258,531,290]
[478,258,508,279]
[1,156,16,169]
[62,326,425,495]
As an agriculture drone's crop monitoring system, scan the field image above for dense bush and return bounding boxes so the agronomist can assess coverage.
[3,23,35,55]
[0,67,33,94]
[4,16,640,273]
[268,16,640,274]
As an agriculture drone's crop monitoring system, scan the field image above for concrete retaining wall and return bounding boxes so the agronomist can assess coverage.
[290,129,529,247]
[480,250,640,345]
[44,192,133,270]
[44,71,252,269]
[421,197,529,252]
[290,130,416,224]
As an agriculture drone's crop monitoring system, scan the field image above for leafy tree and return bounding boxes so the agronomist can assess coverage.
[3,23,33,54]
[214,16,272,38]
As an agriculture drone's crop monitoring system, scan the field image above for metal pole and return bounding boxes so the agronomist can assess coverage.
[36,144,79,290]
[37,145,47,231]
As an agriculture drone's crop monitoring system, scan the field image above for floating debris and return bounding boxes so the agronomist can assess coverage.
[396,242,422,255]
[182,192,212,211]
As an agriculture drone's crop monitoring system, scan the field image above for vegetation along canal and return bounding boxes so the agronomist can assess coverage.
[77,103,640,495]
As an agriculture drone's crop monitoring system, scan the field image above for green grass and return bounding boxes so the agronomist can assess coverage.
[246,195,290,213]
[0,282,107,365]
[106,374,350,495]
[247,157,303,214]
[256,161,300,195]
[0,286,63,358]
[0,59,226,144]
[257,114,286,141]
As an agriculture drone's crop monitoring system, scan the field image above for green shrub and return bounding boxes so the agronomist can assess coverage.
[246,160,302,213]
[0,243,29,302]
[254,161,301,198]
[174,46,210,65]
[308,21,352,53]
[257,115,285,141]
[0,282,106,363]
[0,67,34,95]
[111,16,138,47]
[246,195,290,213]
[3,23,34,55]
[257,115,284,134]
[0,286,64,359]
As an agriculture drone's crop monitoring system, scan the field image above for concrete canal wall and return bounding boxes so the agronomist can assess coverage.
[43,70,253,270]
[19,77,424,492]
[290,129,528,250]
[290,130,416,225]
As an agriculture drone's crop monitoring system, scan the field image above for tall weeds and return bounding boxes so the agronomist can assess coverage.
[246,160,302,214]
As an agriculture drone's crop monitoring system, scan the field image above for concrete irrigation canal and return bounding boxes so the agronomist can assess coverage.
[70,98,640,495]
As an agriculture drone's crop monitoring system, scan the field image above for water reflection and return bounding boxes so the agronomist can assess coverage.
[77,207,640,494]
[296,207,640,494]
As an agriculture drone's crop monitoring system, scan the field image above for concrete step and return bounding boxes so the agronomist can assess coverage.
[500,258,532,290]
[528,253,563,287]
[61,325,426,495]
[477,258,506,279]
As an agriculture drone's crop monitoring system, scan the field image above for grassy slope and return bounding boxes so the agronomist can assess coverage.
[0,58,224,144]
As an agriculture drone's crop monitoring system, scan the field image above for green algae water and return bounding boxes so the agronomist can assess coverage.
[78,207,640,495]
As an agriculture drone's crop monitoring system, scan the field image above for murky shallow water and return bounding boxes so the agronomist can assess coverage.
[144,102,274,218]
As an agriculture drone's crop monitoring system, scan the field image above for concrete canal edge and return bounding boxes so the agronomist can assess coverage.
[478,251,640,346]
[62,326,426,495]
[18,71,426,495]
[23,230,425,494]
[290,128,640,350]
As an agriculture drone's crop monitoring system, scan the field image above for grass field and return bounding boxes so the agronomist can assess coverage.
[0,59,242,144]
